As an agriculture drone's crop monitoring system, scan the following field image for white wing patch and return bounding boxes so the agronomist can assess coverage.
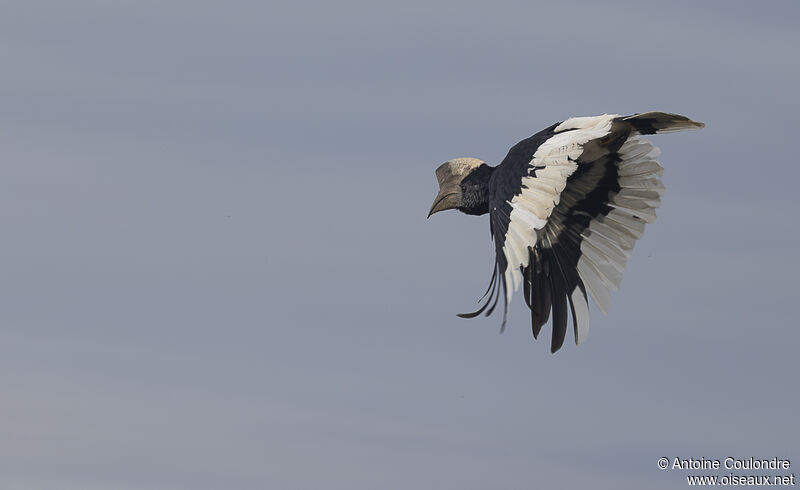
[501,115,616,302]
[554,114,619,132]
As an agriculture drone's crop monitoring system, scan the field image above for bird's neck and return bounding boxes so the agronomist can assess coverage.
[459,164,495,216]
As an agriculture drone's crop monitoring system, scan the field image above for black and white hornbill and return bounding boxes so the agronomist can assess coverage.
[428,112,703,352]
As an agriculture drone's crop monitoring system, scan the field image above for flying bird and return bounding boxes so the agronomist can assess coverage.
[428,112,703,352]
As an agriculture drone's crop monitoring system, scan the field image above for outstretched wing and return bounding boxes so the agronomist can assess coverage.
[462,112,703,352]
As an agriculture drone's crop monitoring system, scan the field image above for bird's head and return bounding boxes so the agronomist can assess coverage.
[428,157,490,217]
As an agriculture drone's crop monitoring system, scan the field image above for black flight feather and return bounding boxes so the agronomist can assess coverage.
[548,266,568,353]
[532,251,551,339]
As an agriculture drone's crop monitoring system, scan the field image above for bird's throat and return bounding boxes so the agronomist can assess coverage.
[458,164,495,216]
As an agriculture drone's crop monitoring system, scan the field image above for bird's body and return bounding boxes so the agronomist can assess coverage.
[429,112,703,352]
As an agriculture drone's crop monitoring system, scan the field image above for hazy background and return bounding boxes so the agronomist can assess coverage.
[2,1,798,489]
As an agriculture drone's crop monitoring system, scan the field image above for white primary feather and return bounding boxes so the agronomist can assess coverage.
[570,285,591,344]
[575,136,664,311]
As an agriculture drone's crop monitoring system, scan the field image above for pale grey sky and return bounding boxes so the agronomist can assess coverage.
[1,1,798,489]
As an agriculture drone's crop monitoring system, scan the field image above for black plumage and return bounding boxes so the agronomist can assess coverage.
[458,164,495,215]
[429,112,703,352]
